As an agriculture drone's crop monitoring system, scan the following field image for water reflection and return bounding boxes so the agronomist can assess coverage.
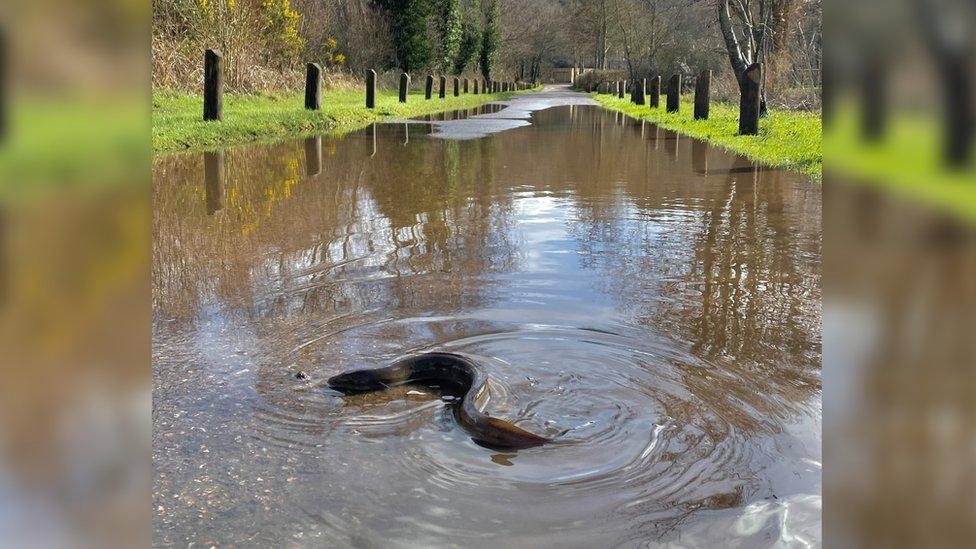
[153,105,821,546]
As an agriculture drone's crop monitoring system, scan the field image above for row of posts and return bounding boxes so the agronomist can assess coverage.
[203,49,529,121]
[592,63,763,136]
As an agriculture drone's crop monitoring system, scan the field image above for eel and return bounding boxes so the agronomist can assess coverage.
[327,352,551,450]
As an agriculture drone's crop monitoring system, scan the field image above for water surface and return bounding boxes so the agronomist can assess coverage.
[153,97,822,547]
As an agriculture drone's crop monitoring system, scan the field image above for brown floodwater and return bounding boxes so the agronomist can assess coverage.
[152,93,822,547]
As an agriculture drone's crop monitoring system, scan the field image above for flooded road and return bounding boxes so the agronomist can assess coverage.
[152,90,821,547]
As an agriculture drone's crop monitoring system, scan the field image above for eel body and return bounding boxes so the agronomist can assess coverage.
[327,352,550,449]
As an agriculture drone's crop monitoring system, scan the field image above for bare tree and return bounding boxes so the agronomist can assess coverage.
[716,0,802,112]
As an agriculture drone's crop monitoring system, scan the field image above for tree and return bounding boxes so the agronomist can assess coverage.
[438,0,464,73]
[479,0,500,80]
[379,0,433,72]
[454,18,480,74]
[717,0,800,114]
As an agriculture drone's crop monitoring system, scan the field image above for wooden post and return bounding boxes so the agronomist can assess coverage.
[694,70,711,120]
[861,59,884,141]
[739,63,762,135]
[667,74,681,113]
[365,69,377,108]
[635,78,646,105]
[453,77,460,96]
[425,75,434,100]
[305,63,322,110]
[399,72,410,103]
[463,78,469,93]
[474,79,479,94]
[203,49,222,121]
[439,76,446,98]
[203,151,224,214]
[650,76,661,108]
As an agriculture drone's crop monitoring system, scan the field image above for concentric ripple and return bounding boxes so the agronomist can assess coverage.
[250,322,771,541]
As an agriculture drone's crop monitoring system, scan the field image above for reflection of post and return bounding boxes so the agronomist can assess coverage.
[203,151,224,215]
[403,123,409,145]
[371,123,377,157]
[665,130,679,159]
[304,136,322,177]
[654,125,660,150]
[692,139,708,175]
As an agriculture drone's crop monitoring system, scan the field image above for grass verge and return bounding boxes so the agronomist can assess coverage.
[591,92,822,181]
[1,97,148,201]
[825,104,976,224]
[153,87,536,154]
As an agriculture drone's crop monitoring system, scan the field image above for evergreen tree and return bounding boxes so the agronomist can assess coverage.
[478,0,499,81]
[379,0,433,73]
[438,0,463,74]
[454,19,479,75]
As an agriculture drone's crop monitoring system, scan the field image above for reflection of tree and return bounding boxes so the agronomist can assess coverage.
[526,107,822,430]
[152,125,523,331]
[153,105,822,431]
[824,182,976,547]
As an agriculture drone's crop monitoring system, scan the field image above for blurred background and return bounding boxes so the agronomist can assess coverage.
[0,0,149,547]
[824,0,976,547]
[0,0,974,546]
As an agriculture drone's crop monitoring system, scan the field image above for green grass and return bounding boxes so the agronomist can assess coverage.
[0,97,148,201]
[825,103,976,223]
[153,87,536,153]
[591,92,822,180]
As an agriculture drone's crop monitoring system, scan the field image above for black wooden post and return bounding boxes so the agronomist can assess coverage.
[739,63,762,135]
[1,28,6,140]
[365,69,377,108]
[203,151,224,214]
[399,72,410,103]
[463,78,469,93]
[453,77,460,96]
[425,75,434,100]
[650,76,661,108]
[305,63,322,110]
[667,74,681,113]
[203,49,222,121]
[861,59,885,142]
[474,79,479,94]
[439,76,446,98]
[635,78,646,105]
[694,70,711,120]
